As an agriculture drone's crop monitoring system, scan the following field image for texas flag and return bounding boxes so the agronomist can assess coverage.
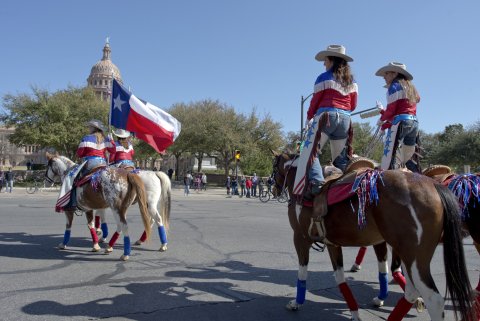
[110,79,181,153]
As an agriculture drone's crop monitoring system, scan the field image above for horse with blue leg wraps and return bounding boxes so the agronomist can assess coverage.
[271,151,477,321]
[46,153,171,259]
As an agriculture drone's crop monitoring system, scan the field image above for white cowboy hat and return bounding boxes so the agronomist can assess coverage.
[112,128,131,138]
[375,62,413,80]
[87,119,106,132]
[315,44,353,62]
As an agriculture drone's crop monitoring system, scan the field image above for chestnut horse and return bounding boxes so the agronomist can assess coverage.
[45,154,153,260]
[425,168,480,293]
[272,152,476,321]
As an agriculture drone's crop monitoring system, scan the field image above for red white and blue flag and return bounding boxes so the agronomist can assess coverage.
[110,79,181,153]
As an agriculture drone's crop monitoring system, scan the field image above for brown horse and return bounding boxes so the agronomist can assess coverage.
[272,152,476,321]
[46,155,151,261]
[425,167,480,293]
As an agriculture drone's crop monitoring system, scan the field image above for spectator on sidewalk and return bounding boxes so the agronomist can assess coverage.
[0,169,4,193]
[184,172,192,196]
[245,177,252,198]
[201,173,207,191]
[225,176,231,196]
[251,173,258,197]
[5,168,14,193]
[239,175,246,197]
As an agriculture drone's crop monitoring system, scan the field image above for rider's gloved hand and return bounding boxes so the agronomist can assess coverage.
[376,100,384,111]
[376,118,384,127]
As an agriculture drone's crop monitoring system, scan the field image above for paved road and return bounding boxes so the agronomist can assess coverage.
[0,186,479,320]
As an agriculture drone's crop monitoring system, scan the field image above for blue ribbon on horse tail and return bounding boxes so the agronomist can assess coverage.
[296,279,307,304]
[101,223,109,239]
[158,226,168,244]
[123,236,131,256]
[63,229,71,245]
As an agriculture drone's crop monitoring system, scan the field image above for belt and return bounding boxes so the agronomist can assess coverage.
[316,107,352,116]
[83,156,105,161]
[392,114,417,125]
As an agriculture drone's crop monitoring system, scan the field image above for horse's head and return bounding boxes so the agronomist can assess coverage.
[271,151,297,196]
[45,153,71,184]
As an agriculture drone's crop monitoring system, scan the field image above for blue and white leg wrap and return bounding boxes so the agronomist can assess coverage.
[296,279,307,304]
[158,226,167,244]
[378,272,388,300]
[123,236,131,256]
[101,222,109,238]
[63,229,71,245]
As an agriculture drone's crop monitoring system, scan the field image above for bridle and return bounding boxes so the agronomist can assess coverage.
[272,153,296,196]
[44,158,56,184]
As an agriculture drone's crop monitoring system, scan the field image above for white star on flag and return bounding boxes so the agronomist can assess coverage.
[113,94,125,111]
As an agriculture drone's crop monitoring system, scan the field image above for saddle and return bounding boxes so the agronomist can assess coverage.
[312,158,376,219]
[423,165,454,185]
[307,157,376,244]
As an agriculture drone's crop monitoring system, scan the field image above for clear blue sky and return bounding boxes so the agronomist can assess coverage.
[1,0,479,136]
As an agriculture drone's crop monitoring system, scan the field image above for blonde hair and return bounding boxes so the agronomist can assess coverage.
[397,77,420,104]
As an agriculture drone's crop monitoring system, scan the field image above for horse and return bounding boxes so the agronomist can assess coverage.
[45,154,170,259]
[423,166,480,293]
[271,152,476,321]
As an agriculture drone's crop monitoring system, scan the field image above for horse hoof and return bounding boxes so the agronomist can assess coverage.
[350,263,361,272]
[120,255,129,261]
[134,240,143,246]
[96,229,102,237]
[415,297,425,313]
[372,297,384,307]
[104,246,113,254]
[159,244,168,252]
[98,238,106,244]
[285,299,301,311]
[92,244,101,252]
[58,243,67,250]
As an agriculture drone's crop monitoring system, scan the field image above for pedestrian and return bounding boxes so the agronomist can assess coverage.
[201,173,207,191]
[375,62,420,170]
[231,176,238,196]
[168,168,174,180]
[225,176,231,196]
[184,172,192,196]
[245,177,252,198]
[295,44,357,197]
[0,169,4,193]
[258,178,264,197]
[239,175,246,197]
[267,176,274,195]
[251,173,258,197]
[5,167,14,193]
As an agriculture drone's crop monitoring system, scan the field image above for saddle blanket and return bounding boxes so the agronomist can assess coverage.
[302,182,355,208]
[55,162,89,212]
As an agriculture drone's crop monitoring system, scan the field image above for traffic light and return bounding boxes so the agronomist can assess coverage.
[235,150,241,160]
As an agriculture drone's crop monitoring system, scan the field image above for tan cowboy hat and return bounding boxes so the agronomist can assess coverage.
[315,44,353,62]
[87,119,106,132]
[112,128,131,138]
[375,62,413,80]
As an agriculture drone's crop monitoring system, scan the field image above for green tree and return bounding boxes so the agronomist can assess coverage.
[1,86,108,159]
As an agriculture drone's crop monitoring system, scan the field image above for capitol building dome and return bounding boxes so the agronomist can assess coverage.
[87,39,123,100]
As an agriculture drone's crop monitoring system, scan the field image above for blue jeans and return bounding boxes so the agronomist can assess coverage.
[82,157,107,176]
[309,110,351,183]
[397,119,419,146]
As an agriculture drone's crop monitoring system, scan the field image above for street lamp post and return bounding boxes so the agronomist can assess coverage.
[300,93,314,139]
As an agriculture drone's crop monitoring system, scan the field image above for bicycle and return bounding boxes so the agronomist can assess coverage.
[26,180,59,194]
[259,189,272,203]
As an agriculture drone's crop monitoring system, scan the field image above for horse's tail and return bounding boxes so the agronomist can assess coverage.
[155,171,171,232]
[126,172,151,241]
[435,183,477,321]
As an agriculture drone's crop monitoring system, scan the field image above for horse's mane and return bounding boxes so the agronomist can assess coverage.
[58,155,76,169]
